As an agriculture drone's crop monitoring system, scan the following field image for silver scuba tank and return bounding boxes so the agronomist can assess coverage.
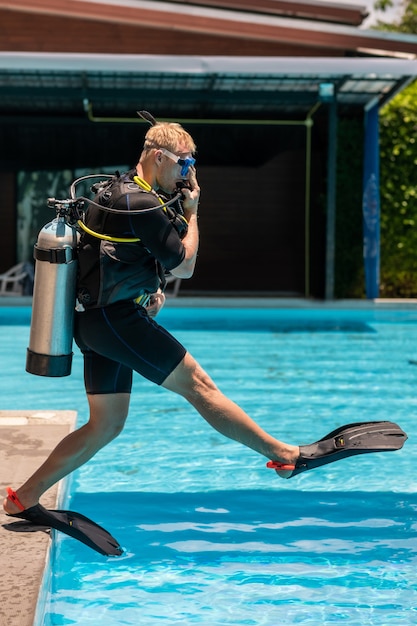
[26,216,79,377]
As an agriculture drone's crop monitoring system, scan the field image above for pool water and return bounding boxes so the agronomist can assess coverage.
[1,306,417,625]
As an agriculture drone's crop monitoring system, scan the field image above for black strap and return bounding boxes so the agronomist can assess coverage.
[34,245,76,264]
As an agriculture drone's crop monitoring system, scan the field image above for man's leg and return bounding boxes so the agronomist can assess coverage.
[162,352,299,469]
[3,393,130,514]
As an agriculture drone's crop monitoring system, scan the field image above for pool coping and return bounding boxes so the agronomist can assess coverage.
[0,410,77,626]
[1,295,417,309]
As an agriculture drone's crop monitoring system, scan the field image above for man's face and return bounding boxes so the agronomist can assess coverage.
[156,143,195,194]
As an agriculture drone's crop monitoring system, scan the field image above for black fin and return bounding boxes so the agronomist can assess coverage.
[10,504,123,556]
[291,420,407,478]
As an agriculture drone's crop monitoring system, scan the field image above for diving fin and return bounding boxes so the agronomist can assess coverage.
[267,420,407,478]
[6,487,123,557]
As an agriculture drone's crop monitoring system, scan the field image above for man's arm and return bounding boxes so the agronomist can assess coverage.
[170,167,200,279]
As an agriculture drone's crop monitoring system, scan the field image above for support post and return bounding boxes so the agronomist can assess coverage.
[325,97,338,300]
[363,102,380,299]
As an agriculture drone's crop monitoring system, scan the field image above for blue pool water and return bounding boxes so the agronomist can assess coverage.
[1,305,417,625]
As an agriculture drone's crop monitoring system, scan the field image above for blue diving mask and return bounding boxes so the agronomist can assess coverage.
[160,148,196,177]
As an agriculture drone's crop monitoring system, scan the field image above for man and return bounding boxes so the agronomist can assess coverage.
[3,117,406,521]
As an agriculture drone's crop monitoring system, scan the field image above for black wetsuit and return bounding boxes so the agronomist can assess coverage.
[74,171,188,392]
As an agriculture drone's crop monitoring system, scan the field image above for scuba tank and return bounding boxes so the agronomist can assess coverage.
[25,171,186,378]
[26,213,79,377]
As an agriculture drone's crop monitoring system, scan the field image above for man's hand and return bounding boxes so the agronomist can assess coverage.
[180,166,200,218]
[170,166,200,279]
[145,290,166,317]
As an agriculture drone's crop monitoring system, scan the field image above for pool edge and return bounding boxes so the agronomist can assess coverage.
[1,295,417,310]
[0,410,77,626]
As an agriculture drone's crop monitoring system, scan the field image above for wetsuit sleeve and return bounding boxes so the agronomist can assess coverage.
[129,199,185,271]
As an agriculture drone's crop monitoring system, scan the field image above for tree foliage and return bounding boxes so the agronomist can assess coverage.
[373,0,417,33]
[368,0,417,296]
[328,1,417,297]
[379,80,417,296]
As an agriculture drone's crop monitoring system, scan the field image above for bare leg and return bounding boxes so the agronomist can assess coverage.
[162,352,299,470]
[3,393,130,514]
[4,350,297,514]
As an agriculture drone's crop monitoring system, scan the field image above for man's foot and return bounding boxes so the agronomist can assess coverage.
[3,488,36,515]
[270,445,299,479]
[4,487,124,556]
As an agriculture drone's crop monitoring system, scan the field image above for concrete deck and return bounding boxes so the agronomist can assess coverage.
[0,410,77,626]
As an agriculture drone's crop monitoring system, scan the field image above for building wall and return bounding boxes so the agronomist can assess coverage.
[0,119,326,295]
[0,5,347,295]
[0,9,340,56]
[0,173,17,273]
[190,153,309,294]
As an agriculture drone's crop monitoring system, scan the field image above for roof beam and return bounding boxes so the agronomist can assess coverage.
[161,0,368,25]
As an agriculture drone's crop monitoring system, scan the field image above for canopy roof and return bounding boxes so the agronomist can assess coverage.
[1,53,417,123]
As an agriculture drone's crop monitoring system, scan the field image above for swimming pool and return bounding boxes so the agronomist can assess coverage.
[2,305,417,625]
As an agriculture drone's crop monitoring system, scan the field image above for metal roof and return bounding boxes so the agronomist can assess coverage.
[1,53,417,121]
[2,0,416,54]
[1,0,371,27]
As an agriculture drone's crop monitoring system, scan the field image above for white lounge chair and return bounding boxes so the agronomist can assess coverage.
[0,262,30,296]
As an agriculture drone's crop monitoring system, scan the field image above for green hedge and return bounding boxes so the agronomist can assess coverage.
[379,80,417,297]
[333,80,417,298]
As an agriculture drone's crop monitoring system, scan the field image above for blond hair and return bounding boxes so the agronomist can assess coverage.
[142,122,196,156]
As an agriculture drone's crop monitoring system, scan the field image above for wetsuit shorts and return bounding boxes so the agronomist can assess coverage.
[74,300,187,394]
